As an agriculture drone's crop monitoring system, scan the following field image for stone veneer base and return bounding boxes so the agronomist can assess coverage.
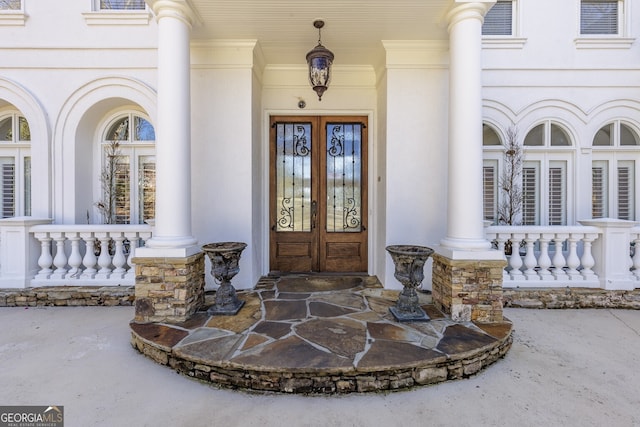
[1,286,639,310]
[133,253,205,324]
[0,286,134,307]
[432,254,507,323]
[503,287,640,309]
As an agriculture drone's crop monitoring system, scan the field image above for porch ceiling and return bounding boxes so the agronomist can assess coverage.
[188,0,452,66]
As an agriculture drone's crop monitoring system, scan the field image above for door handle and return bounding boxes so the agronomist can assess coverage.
[311,200,318,229]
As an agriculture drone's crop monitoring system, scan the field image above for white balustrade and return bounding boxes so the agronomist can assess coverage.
[486,226,603,288]
[28,224,152,286]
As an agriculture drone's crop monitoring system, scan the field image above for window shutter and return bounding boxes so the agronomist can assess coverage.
[522,166,538,225]
[114,156,131,224]
[23,156,30,216]
[617,162,634,220]
[138,156,156,224]
[548,166,566,225]
[591,163,608,218]
[581,0,618,35]
[483,164,497,223]
[482,0,513,36]
[1,160,15,218]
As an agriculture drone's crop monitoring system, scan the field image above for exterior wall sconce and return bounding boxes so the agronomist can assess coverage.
[306,20,334,101]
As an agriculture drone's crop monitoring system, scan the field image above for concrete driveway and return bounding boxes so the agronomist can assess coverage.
[0,306,638,427]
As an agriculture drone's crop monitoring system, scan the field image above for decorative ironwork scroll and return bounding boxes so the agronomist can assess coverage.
[326,123,362,232]
[275,123,312,232]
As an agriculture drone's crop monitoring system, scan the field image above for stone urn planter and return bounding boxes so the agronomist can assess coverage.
[386,244,434,322]
[202,242,247,315]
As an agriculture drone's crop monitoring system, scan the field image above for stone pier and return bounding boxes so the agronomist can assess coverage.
[132,253,205,323]
[431,253,506,323]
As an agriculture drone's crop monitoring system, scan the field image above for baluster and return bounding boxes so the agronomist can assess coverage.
[580,233,598,280]
[95,233,112,279]
[67,233,83,279]
[537,234,553,280]
[508,235,524,279]
[551,234,568,280]
[34,232,53,280]
[495,234,510,282]
[124,233,139,281]
[111,233,127,278]
[50,232,68,280]
[566,234,582,280]
[523,234,540,280]
[80,233,98,279]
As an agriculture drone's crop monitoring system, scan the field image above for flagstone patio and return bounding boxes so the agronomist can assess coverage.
[130,275,512,394]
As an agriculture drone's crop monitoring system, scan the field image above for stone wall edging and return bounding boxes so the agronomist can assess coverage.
[129,326,513,394]
[3,286,640,310]
[503,287,640,309]
[0,286,135,307]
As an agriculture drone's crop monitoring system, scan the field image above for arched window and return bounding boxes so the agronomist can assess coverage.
[521,121,573,225]
[592,121,639,220]
[0,111,31,218]
[98,113,155,224]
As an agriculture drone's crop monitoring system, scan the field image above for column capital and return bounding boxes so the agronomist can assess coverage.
[446,0,496,32]
[147,0,199,28]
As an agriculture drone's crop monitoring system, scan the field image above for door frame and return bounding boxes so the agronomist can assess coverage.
[261,110,376,276]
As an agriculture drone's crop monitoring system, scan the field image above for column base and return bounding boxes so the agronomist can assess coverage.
[132,252,205,324]
[431,250,506,323]
[134,244,201,258]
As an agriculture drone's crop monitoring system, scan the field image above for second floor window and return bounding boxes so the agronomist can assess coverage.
[483,0,513,36]
[581,0,619,35]
[0,0,20,10]
[99,0,146,10]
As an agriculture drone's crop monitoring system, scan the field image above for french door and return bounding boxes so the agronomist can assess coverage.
[269,116,368,272]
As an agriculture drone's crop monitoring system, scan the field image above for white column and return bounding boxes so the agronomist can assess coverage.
[141,0,198,257]
[440,1,495,252]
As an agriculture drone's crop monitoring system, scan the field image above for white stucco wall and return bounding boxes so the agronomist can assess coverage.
[190,42,258,289]
[380,42,450,289]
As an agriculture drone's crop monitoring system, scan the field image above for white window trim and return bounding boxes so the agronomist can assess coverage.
[0,0,26,26]
[483,0,527,49]
[575,0,635,49]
